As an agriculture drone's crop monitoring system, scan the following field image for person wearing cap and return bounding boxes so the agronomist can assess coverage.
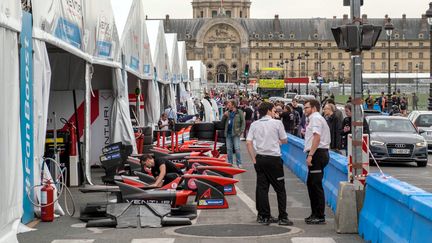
[246,102,293,226]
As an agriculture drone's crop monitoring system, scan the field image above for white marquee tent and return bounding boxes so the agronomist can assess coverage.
[177,41,190,102]
[0,1,23,242]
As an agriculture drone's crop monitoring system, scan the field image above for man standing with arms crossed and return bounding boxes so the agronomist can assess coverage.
[246,102,293,226]
[303,99,331,224]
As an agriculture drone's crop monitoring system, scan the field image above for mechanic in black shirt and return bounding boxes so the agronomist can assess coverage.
[140,155,183,187]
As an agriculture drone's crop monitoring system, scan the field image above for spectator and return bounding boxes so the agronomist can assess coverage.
[323,104,342,151]
[280,105,296,134]
[242,102,254,140]
[221,100,245,168]
[158,113,173,131]
[325,99,343,123]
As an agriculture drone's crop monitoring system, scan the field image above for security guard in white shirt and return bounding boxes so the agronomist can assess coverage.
[246,102,293,226]
[303,99,331,224]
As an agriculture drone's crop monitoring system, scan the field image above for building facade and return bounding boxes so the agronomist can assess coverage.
[163,0,430,84]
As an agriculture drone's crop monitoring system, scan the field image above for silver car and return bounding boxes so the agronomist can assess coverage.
[408,111,432,152]
[366,116,428,167]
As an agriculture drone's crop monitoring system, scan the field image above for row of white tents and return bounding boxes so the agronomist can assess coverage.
[0,0,207,242]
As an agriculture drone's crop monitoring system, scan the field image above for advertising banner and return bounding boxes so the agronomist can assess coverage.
[20,11,34,224]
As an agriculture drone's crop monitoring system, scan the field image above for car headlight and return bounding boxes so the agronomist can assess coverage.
[416,141,427,147]
[370,140,385,146]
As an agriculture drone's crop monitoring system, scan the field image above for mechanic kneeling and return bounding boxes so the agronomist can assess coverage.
[140,155,183,187]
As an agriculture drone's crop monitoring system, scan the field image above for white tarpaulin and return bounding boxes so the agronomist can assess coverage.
[165,33,180,84]
[210,99,220,120]
[146,20,170,84]
[143,79,160,126]
[32,0,91,62]
[201,99,215,122]
[121,0,153,80]
[0,26,22,243]
[0,0,21,32]
[178,41,188,83]
[187,60,205,99]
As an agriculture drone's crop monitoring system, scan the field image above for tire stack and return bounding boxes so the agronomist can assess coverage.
[141,126,153,154]
[192,123,215,141]
[213,121,227,154]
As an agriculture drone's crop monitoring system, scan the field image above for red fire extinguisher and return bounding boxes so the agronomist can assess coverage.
[68,122,77,157]
[41,180,54,222]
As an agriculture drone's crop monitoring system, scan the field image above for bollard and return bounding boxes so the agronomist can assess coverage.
[335,182,358,233]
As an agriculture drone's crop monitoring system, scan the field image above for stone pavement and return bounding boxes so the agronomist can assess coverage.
[18,142,364,243]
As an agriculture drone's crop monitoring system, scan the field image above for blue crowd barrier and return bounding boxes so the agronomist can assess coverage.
[359,173,432,243]
[281,134,349,212]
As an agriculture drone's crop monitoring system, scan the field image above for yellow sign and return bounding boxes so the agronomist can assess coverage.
[261,67,284,71]
[259,79,285,89]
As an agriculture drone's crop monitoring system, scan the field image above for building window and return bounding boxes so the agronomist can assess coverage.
[408,52,412,59]
[314,53,318,59]
[327,53,332,59]
[279,53,284,59]
[212,11,217,17]
[314,62,319,71]
[256,42,259,47]
[408,42,413,47]
[240,11,243,18]
[394,62,399,71]
[419,62,424,71]
[419,52,424,59]
[420,42,424,47]
[371,62,376,73]
[219,48,225,59]
[269,62,273,67]
[338,53,343,59]
[371,52,375,59]
[381,43,386,47]
[232,51,237,59]
[279,43,283,48]
[269,43,272,47]
[395,52,399,59]
[226,11,232,17]
[207,47,213,59]
[408,62,413,72]
[201,11,204,18]
[269,53,273,59]
[255,62,259,71]
[314,43,319,47]
[395,43,399,47]
[382,62,386,71]
[327,43,332,47]
[290,43,294,48]
[255,53,259,59]
[327,62,332,71]
[301,43,305,47]
[382,52,386,59]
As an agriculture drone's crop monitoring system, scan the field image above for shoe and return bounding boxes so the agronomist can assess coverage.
[278,218,294,226]
[257,217,270,226]
[237,164,242,169]
[269,216,279,224]
[305,217,326,225]
[240,138,246,141]
[304,215,315,222]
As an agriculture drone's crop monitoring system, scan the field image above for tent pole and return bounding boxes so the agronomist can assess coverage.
[72,89,83,184]
[84,62,94,185]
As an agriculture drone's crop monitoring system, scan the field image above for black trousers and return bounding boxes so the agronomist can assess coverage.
[255,154,288,220]
[306,148,329,218]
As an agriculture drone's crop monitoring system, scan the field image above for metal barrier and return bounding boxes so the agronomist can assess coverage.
[359,173,432,243]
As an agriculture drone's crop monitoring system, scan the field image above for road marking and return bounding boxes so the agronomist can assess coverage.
[427,163,432,167]
[291,237,336,243]
[191,209,201,225]
[52,240,94,243]
[236,186,258,215]
[131,239,175,243]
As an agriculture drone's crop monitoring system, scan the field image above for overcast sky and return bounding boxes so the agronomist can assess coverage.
[111,0,432,35]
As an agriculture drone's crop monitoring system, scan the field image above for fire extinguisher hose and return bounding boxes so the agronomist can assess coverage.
[26,157,76,217]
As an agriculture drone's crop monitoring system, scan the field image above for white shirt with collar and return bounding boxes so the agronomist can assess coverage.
[246,115,287,156]
[304,111,331,152]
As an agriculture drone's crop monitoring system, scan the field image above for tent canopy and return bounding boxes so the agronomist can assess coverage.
[165,33,180,84]
[146,20,170,84]
[120,0,153,80]
[0,0,21,31]
[177,41,189,82]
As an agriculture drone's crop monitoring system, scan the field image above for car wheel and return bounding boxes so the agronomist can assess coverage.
[417,161,427,167]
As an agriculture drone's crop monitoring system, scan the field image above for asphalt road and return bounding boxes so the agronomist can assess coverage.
[369,153,432,192]
[18,142,364,243]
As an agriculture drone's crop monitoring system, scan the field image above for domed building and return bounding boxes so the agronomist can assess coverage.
[161,0,430,85]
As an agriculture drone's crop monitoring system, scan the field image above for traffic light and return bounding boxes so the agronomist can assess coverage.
[244,64,249,77]
[331,24,382,52]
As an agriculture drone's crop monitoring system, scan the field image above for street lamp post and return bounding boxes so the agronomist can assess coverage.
[394,63,398,93]
[426,3,432,111]
[384,17,394,112]
[416,64,419,94]
[290,55,295,90]
[297,53,302,94]
[342,63,345,95]
[318,44,323,102]
[305,51,310,94]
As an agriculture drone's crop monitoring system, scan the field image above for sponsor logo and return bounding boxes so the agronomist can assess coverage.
[126,199,171,205]
[198,199,224,206]
[224,185,233,192]
[171,183,178,189]
[395,144,406,148]
[187,178,197,190]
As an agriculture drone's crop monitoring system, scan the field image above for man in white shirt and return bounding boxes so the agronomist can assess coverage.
[246,102,293,226]
[303,99,331,225]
